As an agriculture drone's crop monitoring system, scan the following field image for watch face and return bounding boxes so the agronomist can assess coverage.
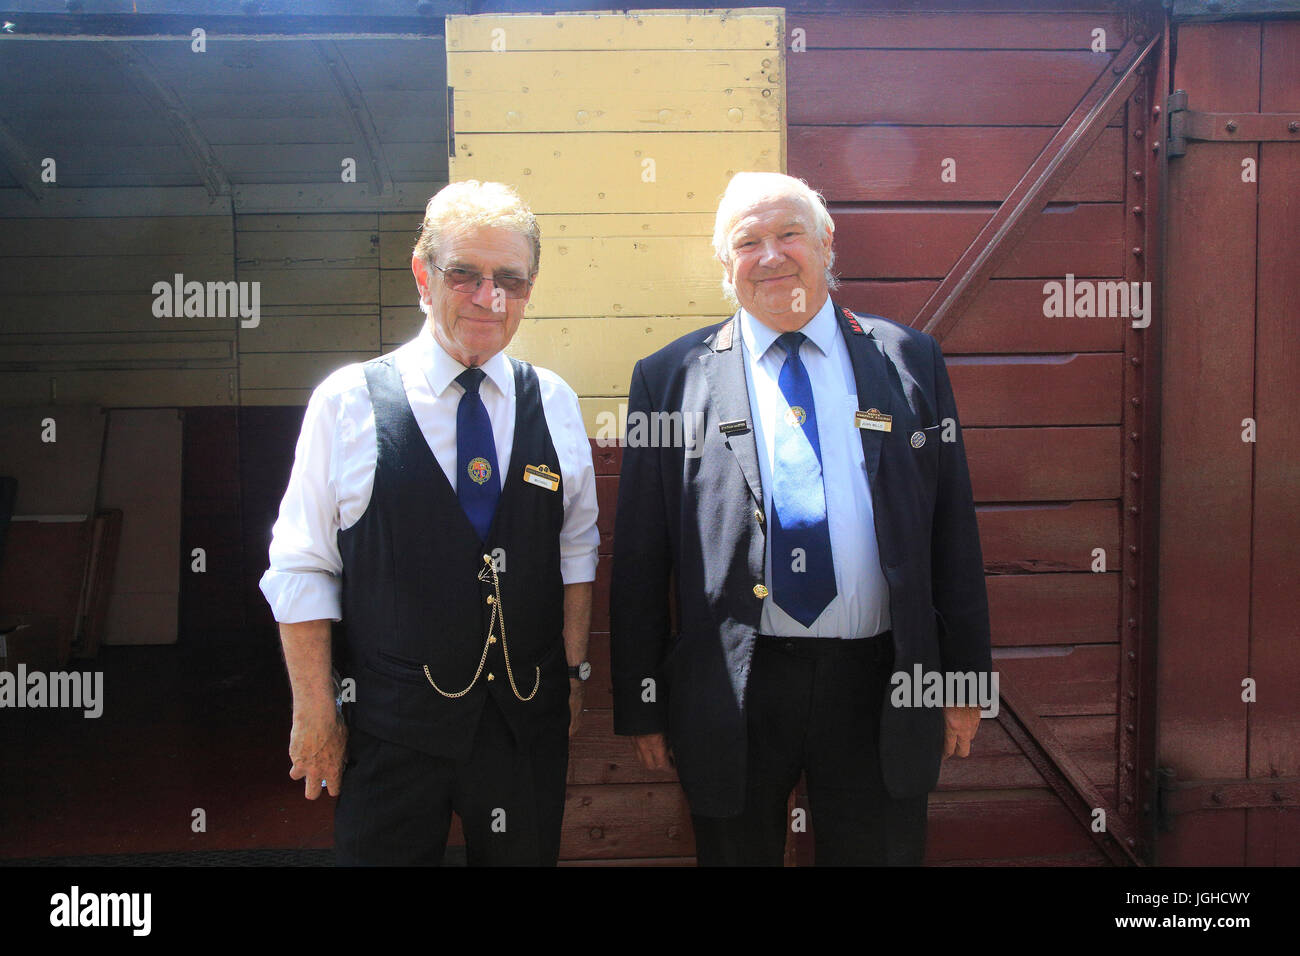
[578,662,592,681]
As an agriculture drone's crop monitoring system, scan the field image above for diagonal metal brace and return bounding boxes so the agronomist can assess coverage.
[916,34,1161,344]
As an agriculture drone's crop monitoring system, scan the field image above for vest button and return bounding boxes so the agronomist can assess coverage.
[753,584,769,599]
[486,595,494,605]
[483,554,492,564]
[488,636,497,644]
[487,672,495,681]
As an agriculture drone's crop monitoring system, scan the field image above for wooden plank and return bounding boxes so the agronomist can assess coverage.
[836,279,1125,353]
[507,316,714,395]
[0,521,91,668]
[0,295,220,335]
[237,213,379,233]
[452,131,781,215]
[0,216,232,257]
[98,409,182,647]
[1,341,233,364]
[926,792,1103,862]
[568,710,682,787]
[380,231,419,271]
[240,315,380,354]
[789,13,1126,50]
[451,50,780,133]
[0,370,233,407]
[965,427,1121,501]
[790,50,1119,126]
[559,783,695,860]
[5,256,233,294]
[790,126,1124,203]
[237,268,378,308]
[239,388,312,407]
[1249,20,1300,784]
[977,501,1118,573]
[831,204,1125,280]
[994,644,1117,717]
[947,353,1122,426]
[529,237,730,319]
[1157,20,1257,793]
[987,574,1119,646]
[447,11,783,53]
[0,405,105,515]
[237,230,379,266]
[239,351,375,391]
[381,307,425,346]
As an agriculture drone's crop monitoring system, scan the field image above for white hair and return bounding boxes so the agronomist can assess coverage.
[711,172,838,303]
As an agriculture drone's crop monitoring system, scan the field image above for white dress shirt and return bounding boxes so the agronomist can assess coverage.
[259,324,600,624]
[740,297,891,638]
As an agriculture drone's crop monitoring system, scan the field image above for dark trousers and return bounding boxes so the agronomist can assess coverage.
[334,696,569,866]
[691,632,928,866]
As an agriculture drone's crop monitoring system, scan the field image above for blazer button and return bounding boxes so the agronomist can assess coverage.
[753,584,769,599]
[753,509,765,524]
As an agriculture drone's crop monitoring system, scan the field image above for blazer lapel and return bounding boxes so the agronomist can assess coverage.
[700,313,763,507]
[834,301,891,491]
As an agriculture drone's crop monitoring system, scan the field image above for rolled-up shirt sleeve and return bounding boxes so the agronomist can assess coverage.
[540,371,600,585]
[259,382,346,623]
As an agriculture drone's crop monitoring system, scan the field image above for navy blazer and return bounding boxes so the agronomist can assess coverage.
[610,301,992,816]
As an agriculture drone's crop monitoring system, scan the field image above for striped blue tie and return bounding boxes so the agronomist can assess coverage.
[770,332,837,628]
[455,368,500,542]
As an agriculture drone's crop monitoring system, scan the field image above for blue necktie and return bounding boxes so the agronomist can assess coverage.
[455,368,500,542]
[770,332,837,628]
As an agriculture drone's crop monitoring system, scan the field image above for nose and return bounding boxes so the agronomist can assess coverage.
[757,237,784,266]
[469,276,500,310]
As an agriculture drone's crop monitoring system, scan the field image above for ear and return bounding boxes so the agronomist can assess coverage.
[411,256,431,307]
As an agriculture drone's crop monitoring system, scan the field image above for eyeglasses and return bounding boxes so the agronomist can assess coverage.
[432,263,533,300]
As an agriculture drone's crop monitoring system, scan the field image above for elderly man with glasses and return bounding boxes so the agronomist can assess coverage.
[260,180,599,866]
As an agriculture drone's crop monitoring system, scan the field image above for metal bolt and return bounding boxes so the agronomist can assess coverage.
[1130,471,1141,481]
[1131,205,1143,215]
[1211,791,1224,804]
[1133,170,1143,180]
[1225,120,1237,133]
[1133,246,1143,257]
[1134,127,1144,139]
[1129,619,1137,628]
[1130,506,1140,515]
[1128,651,1137,661]
[1289,122,1299,134]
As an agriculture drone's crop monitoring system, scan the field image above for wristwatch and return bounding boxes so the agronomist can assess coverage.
[567,661,592,681]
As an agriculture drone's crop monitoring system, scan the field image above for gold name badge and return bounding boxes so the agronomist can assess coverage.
[523,463,561,492]
[855,408,892,433]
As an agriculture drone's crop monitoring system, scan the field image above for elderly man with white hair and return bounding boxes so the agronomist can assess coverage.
[610,171,991,865]
[261,180,598,866]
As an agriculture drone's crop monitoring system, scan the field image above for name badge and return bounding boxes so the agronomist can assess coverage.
[719,419,751,437]
[855,408,892,433]
[523,464,560,492]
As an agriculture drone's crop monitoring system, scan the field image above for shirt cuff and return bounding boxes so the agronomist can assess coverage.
[560,551,599,586]
[259,569,343,623]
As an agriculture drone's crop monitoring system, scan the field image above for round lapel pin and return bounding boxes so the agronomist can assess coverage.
[910,430,926,449]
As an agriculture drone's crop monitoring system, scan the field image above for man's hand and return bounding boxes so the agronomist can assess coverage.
[569,678,585,736]
[289,703,348,799]
[632,732,672,771]
[942,705,982,761]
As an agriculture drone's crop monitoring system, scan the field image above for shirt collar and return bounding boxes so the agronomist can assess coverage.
[739,295,838,363]
[415,321,512,398]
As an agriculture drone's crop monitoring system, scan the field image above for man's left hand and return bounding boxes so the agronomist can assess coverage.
[568,678,584,736]
[942,705,982,761]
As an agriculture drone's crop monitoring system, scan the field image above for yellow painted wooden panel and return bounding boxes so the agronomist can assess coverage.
[526,235,730,319]
[0,369,234,407]
[451,50,780,133]
[578,397,629,439]
[240,388,313,407]
[239,351,376,390]
[240,314,381,353]
[507,315,713,396]
[446,11,782,53]
[0,216,232,257]
[538,213,716,237]
[452,132,781,214]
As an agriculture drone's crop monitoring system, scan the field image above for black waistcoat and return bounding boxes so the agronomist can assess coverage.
[337,354,567,759]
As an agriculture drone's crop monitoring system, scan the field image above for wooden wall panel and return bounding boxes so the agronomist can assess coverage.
[1156,21,1259,864]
